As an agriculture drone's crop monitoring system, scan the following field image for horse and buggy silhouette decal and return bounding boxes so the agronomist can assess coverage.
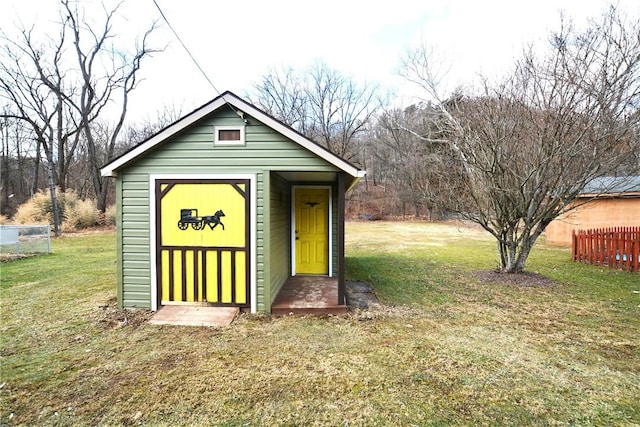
[177,208,226,231]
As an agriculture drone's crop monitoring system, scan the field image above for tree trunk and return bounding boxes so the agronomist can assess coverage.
[56,99,66,193]
[97,178,110,220]
[46,160,61,237]
[83,126,108,214]
[498,237,521,273]
[497,229,542,274]
[31,139,42,197]
[0,128,8,215]
[39,135,61,236]
[514,242,532,273]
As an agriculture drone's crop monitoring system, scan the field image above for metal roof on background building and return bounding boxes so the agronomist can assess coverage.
[581,176,640,195]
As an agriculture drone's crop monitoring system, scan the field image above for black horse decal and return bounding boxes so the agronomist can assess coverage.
[203,210,225,230]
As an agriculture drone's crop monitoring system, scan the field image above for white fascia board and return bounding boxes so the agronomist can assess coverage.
[100,97,229,177]
[234,98,364,178]
[101,92,366,179]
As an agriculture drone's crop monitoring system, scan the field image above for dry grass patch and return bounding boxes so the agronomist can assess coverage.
[1,224,639,426]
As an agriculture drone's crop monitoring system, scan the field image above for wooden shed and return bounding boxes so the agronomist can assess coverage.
[101,91,365,314]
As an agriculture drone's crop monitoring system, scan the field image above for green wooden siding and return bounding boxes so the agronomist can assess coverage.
[119,171,151,308]
[268,173,291,309]
[116,106,340,311]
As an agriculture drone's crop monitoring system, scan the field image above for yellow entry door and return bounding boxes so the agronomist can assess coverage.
[295,188,329,275]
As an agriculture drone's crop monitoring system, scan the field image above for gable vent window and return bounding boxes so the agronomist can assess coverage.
[215,125,245,146]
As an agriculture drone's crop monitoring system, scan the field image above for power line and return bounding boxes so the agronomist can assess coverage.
[151,0,220,96]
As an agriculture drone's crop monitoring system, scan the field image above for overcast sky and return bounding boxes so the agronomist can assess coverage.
[2,0,638,124]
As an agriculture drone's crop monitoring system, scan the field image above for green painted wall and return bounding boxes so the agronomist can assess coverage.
[116,105,340,311]
[268,173,291,309]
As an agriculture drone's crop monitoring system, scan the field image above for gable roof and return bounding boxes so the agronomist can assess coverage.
[100,91,366,180]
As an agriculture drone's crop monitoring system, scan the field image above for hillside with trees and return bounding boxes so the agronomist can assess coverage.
[2,3,638,273]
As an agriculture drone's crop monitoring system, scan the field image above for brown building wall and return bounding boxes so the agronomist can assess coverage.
[545,197,640,246]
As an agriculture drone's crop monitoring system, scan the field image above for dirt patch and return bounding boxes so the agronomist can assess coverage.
[476,270,557,287]
[345,281,381,310]
[0,253,40,263]
[96,297,153,329]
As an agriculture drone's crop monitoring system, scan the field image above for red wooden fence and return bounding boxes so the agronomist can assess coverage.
[572,227,640,272]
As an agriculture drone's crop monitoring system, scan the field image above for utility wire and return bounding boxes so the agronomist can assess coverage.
[151,0,221,96]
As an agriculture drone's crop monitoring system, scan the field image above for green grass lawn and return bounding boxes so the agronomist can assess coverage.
[1,222,638,426]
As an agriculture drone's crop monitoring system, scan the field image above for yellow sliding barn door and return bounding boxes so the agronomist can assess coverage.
[294,188,329,275]
[156,180,249,307]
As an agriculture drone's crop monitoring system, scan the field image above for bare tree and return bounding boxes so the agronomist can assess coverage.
[252,61,380,163]
[401,5,640,273]
[0,111,41,217]
[251,66,309,134]
[371,104,459,219]
[62,0,160,214]
[1,0,159,234]
[0,21,76,234]
[117,102,185,155]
